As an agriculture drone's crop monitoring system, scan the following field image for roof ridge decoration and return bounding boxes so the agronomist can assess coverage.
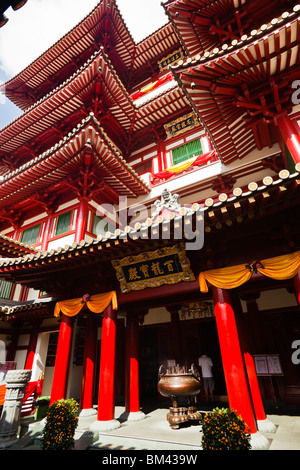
[151,188,194,219]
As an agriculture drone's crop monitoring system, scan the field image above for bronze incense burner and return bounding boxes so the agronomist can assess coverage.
[157,364,202,429]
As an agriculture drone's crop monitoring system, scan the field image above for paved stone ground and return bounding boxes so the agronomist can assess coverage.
[3,401,300,451]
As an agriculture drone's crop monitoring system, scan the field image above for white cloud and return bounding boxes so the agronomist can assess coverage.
[0,0,167,127]
[117,0,167,42]
[0,0,99,78]
[0,0,167,79]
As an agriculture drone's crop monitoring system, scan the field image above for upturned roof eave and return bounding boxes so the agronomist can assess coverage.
[0,114,150,208]
[2,1,136,105]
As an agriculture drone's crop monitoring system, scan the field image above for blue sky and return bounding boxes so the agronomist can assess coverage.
[0,0,167,128]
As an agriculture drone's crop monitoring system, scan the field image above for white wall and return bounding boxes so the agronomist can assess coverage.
[240,288,298,312]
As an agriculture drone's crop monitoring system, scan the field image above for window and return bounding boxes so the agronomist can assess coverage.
[73,327,85,366]
[46,332,59,367]
[92,214,115,237]
[172,138,202,165]
[0,280,13,300]
[21,224,40,245]
[55,211,71,236]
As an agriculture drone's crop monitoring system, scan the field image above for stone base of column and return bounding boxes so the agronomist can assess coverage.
[250,431,270,450]
[257,418,277,433]
[127,411,146,421]
[90,419,121,432]
[120,410,146,422]
[79,408,97,417]
[0,437,19,449]
[0,370,32,449]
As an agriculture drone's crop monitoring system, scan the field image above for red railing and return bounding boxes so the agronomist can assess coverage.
[0,379,43,417]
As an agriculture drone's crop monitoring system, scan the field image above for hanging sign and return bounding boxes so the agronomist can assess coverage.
[254,355,283,376]
[164,112,199,139]
[179,302,214,320]
[158,48,185,71]
[112,243,195,293]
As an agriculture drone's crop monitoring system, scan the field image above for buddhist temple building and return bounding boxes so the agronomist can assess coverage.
[0,0,300,446]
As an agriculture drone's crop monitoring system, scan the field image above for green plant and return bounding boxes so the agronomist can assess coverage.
[42,398,79,450]
[201,407,251,450]
[34,396,50,421]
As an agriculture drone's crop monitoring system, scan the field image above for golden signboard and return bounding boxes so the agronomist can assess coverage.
[158,48,185,71]
[179,302,215,320]
[164,112,199,139]
[112,243,195,293]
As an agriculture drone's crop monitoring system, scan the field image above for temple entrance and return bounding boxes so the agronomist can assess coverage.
[139,327,160,398]
[139,318,226,404]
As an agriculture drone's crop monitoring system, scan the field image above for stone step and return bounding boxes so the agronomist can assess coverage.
[6,438,42,451]
[89,432,201,451]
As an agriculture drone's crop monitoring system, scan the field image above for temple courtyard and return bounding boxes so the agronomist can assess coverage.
[6,401,300,451]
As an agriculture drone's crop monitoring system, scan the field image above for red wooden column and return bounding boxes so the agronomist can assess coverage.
[236,295,275,432]
[75,198,89,243]
[50,314,74,404]
[212,287,258,434]
[12,228,19,240]
[293,270,300,305]
[125,313,145,421]
[79,315,98,416]
[278,116,300,165]
[41,215,53,252]
[90,302,120,431]
[24,322,41,370]
[242,352,276,431]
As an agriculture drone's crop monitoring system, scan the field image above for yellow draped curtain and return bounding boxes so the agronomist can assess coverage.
[54,291,118,317]
[165,156,197,174]
[199,251,300,293]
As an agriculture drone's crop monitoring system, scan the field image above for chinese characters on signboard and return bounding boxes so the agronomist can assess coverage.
[112,244,195,293]
[158,49,185,71]
[179,302,214,320]
[164,112,199,139]
[122,253,182,283]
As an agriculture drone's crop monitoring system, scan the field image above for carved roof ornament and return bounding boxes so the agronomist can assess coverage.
[151,188,193,220]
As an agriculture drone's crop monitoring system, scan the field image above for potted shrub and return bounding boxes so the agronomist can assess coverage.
[42,398,79,450]
[34,396,50,421]
[201,407,251,450]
